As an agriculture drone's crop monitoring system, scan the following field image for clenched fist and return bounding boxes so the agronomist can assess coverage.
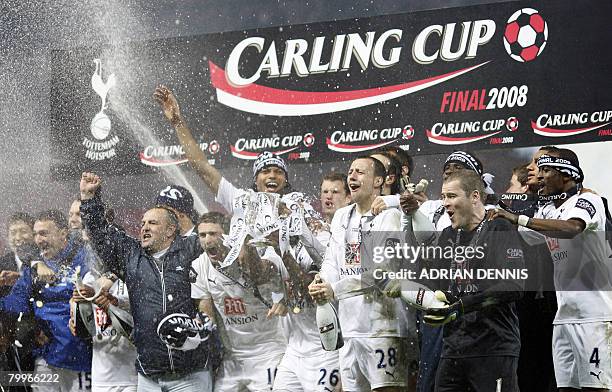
[80,172,102,201]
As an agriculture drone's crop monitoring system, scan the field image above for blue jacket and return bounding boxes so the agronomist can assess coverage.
[81,195,217,376]
[0,240,93,372]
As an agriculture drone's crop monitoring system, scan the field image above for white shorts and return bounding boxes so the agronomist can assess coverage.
[339,337,409,392]
[92,387,137,392]
[31,358,81,392]
[273,350,341,391]
[553,322,612,389]
[214,352,284,392]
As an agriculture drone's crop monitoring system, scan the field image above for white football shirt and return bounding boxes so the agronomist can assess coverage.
[519,192,612,323]
[319,205,411,338]
[191,253,287,359]
[82,273,138,388]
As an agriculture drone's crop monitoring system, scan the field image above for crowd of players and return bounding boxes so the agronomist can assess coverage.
[0,85,610,392]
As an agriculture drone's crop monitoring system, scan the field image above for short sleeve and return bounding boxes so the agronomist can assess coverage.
[215,177,246,214]
[191,255,212,300]
[567,194,603,230]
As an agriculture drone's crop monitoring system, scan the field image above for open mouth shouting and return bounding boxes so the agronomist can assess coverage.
[141,232,152,247]
[348,181,361,195]
[37,243,49,255]
[206,242,228,263]
[264,180,279,192]
[206,244,220,260]
[446,209,455,224]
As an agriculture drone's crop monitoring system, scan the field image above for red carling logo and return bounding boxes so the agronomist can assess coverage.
[503,8,548,62]
[427,119,508,145]
[231,134,312,160]
[506,117,519,132]
[532,111,612,137]
[326,126,410,153]
[140,141,218,167]
[209,20,496,116]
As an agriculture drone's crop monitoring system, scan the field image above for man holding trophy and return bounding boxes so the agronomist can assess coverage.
[154,85,340,391]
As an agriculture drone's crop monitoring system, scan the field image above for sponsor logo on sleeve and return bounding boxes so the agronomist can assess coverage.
[575,198,596,218]
[546,237,560,252]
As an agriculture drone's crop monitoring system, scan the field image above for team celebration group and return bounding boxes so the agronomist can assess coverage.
[0,86,610,392]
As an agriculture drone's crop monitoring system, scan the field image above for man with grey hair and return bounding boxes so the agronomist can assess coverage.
[80,172,219,392]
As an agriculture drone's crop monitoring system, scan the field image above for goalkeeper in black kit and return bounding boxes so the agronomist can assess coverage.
[404,170,525,392]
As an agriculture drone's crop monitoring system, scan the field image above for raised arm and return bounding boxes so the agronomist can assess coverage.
[153,85,222,194]
[80,172,139,280]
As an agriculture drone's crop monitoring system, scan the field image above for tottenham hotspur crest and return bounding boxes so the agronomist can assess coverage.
[90,59,116,140]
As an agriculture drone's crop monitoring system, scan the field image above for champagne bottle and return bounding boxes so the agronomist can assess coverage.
[314,276,344,351]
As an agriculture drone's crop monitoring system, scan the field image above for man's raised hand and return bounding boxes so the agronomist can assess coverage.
[72,284,96,303]
[153,85,183,127]
[400,192,420,215]
[94,289,119,311]
[80,172,101,200]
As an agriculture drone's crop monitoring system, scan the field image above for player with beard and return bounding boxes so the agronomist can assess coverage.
[309,156,412,392]
[155,85,339,391]
[491,148,612,392]
[421,170,523,392]
[191,212,287,391]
